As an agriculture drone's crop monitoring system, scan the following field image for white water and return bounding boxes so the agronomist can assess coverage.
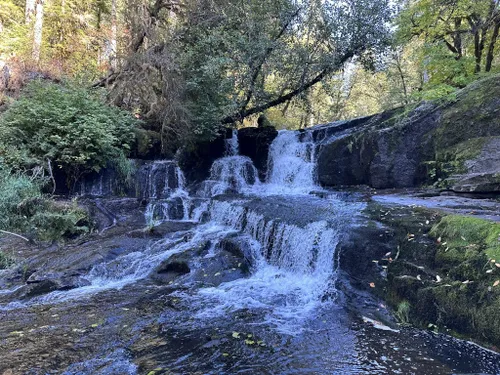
[199,156,260,196]
[5,128,362,335]
[225,129,239,156]
[193,198,348,334]
[144,162,192,225]
[265,130,319,194]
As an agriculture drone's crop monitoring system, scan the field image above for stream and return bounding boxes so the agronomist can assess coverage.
[0,130,499,374]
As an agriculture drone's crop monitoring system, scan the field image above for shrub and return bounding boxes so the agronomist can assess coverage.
[0,166,91,241]
[0,80,139,186]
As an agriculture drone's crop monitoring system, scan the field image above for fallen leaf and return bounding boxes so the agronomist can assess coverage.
[385,252,392,257]
[369,282,375,288]
[436,275,442,282]
[494,280,500,287]
[486,270,493,274]
[496,263,500,268]
[417,275,422,281]
[437,237,442,244]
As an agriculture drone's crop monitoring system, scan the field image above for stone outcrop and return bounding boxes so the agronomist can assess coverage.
[237,126,278,180]
[315,75,500,194]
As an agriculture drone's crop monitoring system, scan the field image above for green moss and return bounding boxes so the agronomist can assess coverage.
[435,137,490,175]
[430,215,500,261]
[436,74,500,150]
[0,251,14,269]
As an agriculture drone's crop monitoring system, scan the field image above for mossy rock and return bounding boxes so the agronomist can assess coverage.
[436,76,500,150]
[430,215,500,261]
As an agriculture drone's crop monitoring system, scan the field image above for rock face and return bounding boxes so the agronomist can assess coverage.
[238,126,278,180]
[315,75,500,194]
[177,135,226,183]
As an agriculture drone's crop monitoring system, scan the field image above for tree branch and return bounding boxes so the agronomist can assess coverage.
[240,7,302,113]
[221,49,358,124]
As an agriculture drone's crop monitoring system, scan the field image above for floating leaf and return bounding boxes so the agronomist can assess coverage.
[232,332,240,339]
[222,353,230,357]
[245,339,255,345]
[214,272,221,277]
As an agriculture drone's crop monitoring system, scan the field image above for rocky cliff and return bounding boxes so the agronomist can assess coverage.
[314,75,500,194]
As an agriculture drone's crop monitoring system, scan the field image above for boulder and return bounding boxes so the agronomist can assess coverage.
[238,126,278,180]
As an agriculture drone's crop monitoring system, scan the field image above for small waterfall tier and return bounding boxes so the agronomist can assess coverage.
[139,161,191,225]
[225,129,239,156]
[266,130,318,194]
[199,156,260,196]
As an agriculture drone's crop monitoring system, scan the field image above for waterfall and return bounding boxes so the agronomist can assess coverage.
[266,130,319,194]
[21,126,361,335]
[225,129,239,156]
[199,132,260,196]
[141,161,192,225]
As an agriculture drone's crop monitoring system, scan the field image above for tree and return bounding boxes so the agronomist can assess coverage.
[32,0,44,62]
[99,0,394,150]
[398,0,500,77]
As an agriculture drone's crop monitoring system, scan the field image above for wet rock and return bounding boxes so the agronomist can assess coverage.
[151,254,191,284]
[316,75,500,193]
[128,221,196,239]
[177,135,226,183]
[317,103,438,188]
[238,126,278,180]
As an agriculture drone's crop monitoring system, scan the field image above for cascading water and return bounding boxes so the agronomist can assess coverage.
[3,125,500,375]
[142,161,192,225]
[266,130,319,194]
[225,129,239,156]
[199,132,260,196]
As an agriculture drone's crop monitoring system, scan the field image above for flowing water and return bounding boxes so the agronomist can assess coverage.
[1,130,500,374]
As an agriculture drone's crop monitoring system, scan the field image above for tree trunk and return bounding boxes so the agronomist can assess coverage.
[110,0,118,70]
[486,21,500,72]
[25,0,36,23]
[32,0,44,63]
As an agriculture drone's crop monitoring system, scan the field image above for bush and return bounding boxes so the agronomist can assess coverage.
[0,80,139,186]
[0,166,91,241]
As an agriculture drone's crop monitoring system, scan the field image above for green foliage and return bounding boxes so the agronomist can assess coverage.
[0,166,91,241]
[0,81,138,185]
